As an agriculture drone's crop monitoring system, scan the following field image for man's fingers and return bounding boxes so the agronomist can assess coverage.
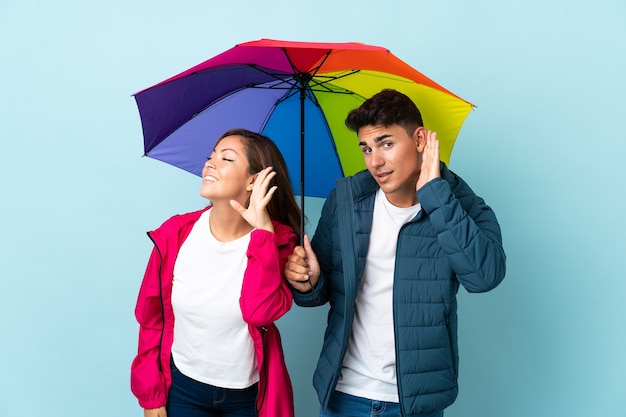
[302,234,317,262]
[302,234,312,253]
[290,246,307,263]
[285,235,320,293]
[285,247,309,277]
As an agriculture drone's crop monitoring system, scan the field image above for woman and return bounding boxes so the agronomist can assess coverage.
[131,129,301,417]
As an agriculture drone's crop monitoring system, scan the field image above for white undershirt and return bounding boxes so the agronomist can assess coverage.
[336,189,421,402]
[171,208,258,388]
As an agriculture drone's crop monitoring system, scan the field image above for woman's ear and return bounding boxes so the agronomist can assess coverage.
[246,173,257,191]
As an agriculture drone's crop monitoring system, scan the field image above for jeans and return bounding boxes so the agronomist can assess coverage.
[167,361,258,417]
[320,390,444,417]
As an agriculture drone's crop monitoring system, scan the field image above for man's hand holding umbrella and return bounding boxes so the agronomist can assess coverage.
[285,234,320,293]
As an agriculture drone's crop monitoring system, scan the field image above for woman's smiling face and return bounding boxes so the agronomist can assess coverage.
[200,135,255,204]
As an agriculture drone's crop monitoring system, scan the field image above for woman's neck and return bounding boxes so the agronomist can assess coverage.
[208,203,253,242]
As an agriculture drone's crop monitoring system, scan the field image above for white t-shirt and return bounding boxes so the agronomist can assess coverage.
[171,209,259,388]
[336,189,421,402]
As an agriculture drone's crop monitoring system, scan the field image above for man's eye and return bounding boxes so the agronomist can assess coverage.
[383,141,393,148]
[361,148,371,154]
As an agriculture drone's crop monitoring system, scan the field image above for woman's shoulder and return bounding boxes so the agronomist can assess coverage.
[153,207,210,234]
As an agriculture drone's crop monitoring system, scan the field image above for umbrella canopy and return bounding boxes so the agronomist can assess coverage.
[134,38,474,221]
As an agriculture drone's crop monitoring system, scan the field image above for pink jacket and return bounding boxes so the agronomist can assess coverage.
[131,207,296,417]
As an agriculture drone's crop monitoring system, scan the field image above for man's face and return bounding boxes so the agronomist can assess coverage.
[358,123,424,207]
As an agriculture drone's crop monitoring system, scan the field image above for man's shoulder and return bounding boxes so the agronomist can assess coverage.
[343,170,378,199]
[320,171,376,219]
[440,163,475,196]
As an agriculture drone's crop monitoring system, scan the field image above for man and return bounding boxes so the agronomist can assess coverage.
[285,89,506,417]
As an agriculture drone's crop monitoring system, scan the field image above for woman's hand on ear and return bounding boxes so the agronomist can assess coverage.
[230,166,276,232]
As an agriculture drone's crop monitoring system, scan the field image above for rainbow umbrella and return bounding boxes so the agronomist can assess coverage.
[133,39,474,229]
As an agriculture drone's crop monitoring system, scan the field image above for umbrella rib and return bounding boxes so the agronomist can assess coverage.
[245,64,299,88]
[242,63,361,99]
[308,70,361,94]
[306,50,332,76]
[183,67,361,131]
[280,47,331,78]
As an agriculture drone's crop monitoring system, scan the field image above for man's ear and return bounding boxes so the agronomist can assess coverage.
[414,126,426,152]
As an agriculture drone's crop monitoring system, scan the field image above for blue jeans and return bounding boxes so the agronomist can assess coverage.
[320,390,444,417]
[167,361,258,417]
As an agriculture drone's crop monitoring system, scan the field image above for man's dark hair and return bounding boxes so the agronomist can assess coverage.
[345,89,423,136]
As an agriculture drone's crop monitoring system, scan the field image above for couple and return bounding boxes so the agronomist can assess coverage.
[130,89,507,417]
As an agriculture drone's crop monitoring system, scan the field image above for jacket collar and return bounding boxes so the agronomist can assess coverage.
[149,206,294,249]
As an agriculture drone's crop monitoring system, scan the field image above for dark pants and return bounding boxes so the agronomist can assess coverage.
[320,390,444,417]
[167,361,258,417]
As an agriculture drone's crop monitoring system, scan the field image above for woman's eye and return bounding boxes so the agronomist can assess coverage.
[223,158,234,162]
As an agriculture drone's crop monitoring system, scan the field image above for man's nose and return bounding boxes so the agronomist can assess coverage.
[370,150,384,167]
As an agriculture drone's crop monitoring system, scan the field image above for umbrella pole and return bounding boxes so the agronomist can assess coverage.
[299,81,306,244]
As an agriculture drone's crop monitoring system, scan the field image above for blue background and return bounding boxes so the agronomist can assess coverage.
[1,1,625,416]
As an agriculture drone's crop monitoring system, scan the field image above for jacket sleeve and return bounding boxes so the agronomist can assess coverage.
[240,227,297,326]
[418,176,506,293]
[130,247,168,409]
